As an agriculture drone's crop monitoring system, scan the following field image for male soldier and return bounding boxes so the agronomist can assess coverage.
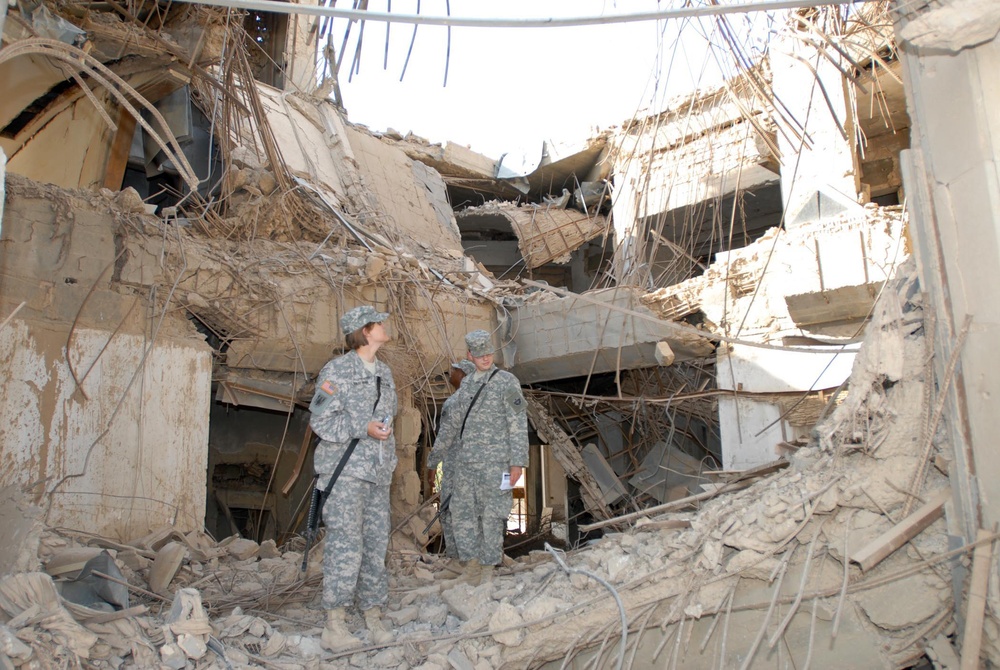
[432,329,528,584]
[427,359,476,560]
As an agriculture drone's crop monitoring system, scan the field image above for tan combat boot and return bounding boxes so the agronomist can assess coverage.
[460,558,481,583]
[321,607,362,652]
[363,607,393,645]
[478,564,494,585]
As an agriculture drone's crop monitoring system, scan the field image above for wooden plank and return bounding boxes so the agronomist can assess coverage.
[849,488,950,572]
[102,105,138,190]
[960,528,992,670]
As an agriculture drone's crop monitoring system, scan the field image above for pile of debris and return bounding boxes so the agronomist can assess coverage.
[0,260,980,668]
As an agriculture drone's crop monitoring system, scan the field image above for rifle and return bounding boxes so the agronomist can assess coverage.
[422,493,452,536]
[300,474,322,572]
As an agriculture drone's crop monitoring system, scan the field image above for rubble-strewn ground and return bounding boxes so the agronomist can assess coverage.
[0,259,977,668]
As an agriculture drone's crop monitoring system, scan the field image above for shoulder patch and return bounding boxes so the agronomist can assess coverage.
[320,379,337,395]
[505,385,526,411]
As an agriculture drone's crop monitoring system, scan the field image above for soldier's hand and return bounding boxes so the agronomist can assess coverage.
[367,420,392,440]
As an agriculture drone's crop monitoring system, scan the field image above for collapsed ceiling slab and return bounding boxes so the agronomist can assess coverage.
[509,286,716,384]
[458,201,609,269]
[389,132,610,206]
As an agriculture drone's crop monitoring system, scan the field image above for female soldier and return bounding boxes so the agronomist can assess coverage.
[309,305,396,651]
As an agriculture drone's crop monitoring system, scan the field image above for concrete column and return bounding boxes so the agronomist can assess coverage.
[771,29,861,228]
[609,150,643,282]
[894,1,1000,536]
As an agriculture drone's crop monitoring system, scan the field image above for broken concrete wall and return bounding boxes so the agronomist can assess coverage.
[717,343,858,469]
[0,176,212,538]
[609,80,776,279]
[0,322,211,536]
[642,206,907,341]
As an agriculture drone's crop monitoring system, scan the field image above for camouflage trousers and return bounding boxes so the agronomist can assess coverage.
[450,462,511,566]
[440,460,458,558]
[320,474,391,610]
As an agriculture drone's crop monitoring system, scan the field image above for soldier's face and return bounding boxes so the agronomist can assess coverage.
[367,321,391,344]
[471,352,493,372]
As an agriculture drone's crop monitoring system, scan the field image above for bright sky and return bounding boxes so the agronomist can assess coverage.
[326,2,774,162]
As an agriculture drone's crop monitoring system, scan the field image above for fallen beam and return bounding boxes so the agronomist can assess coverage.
[849,488,950,572]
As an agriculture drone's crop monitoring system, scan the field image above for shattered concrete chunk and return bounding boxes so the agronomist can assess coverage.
[725,549,782,581]
[159,642,187,669]
[447,648,475,670]
[488,603,524,646]
[440,584,481,621]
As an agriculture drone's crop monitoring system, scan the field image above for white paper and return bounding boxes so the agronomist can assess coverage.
[500,472,513,491]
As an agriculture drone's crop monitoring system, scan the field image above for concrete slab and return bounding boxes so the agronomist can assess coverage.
[510,287,715,384]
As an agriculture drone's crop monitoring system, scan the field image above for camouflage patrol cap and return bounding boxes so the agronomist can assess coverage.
[452,360,476,375]
[340,305,388,335]
[465,329,494,357]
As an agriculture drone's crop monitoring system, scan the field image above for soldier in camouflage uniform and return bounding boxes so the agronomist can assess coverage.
[309,305,397,651]
[433,329,528,584]
[427,359,476,559]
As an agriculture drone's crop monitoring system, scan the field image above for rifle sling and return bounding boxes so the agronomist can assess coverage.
[460,369,500,438]
[319,375,382,501]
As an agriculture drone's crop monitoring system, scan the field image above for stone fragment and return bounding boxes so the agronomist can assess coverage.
[488,603,524,646]
[176,633,207,660]
[226,538,260,561]
[372,648,404,666]
[447,648,475,670]
[258,540,280,559]
[441,584,479,621]
[387,606,420,626]
[258,171,277,195]
[149,542,186,595]
[365,255,387,278]
[159,643,186,669]
[292,634,325,659]
[605,553,631,581]
[725,549,781,581]
[521,596,566,623]
[418,603,449,626]
[700,539,724,570]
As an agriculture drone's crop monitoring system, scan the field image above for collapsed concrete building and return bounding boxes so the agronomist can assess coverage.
[1,0,999,668]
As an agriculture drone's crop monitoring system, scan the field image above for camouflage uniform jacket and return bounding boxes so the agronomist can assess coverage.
[447,365,528,468]
[427,393,462,469]
[310,350,397,486]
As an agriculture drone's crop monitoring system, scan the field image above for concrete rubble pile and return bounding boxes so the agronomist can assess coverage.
[0,258,974,669]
